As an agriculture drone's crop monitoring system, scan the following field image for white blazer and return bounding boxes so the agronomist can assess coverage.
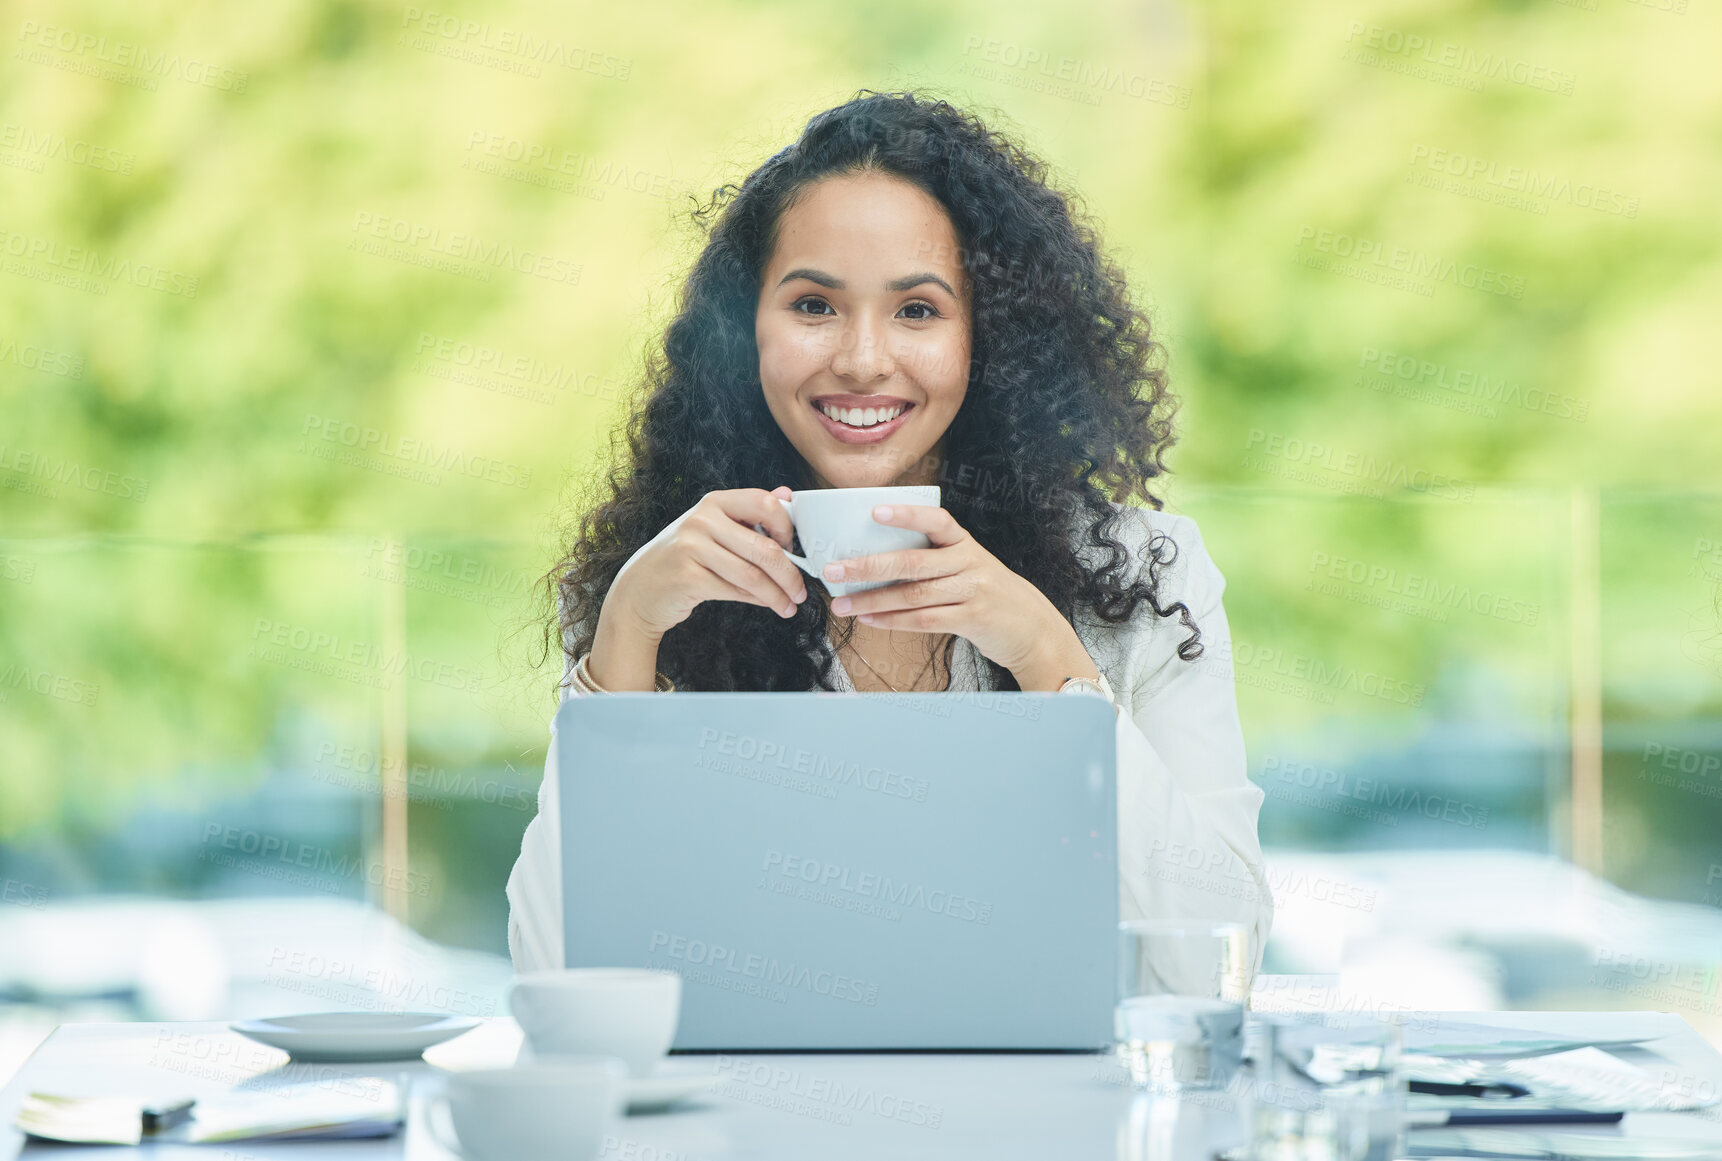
[505,505,1274,979]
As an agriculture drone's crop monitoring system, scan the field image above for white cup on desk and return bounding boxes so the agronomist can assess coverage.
[426,1058,627,1161]
[755,485,940,598]
[509,967,681,1077]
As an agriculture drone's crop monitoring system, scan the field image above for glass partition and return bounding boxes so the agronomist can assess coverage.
[1180,484,1569,857]
[0,534,547,1081]
[4,488,1721,1079]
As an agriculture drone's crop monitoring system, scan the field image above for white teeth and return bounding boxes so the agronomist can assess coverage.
[818,402,905,428]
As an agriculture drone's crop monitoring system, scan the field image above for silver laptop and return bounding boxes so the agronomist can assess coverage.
[556,691,1118,1051]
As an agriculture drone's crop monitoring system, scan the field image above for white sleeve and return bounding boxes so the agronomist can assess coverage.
[505,641,579,973]
[1108,517,1274,982]
[506,713,566,973]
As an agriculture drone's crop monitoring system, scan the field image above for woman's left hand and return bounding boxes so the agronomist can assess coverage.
[822,503,1100,692]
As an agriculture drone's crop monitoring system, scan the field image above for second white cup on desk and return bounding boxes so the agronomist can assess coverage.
[509,967,682,1077]
[427,1058,628,1161]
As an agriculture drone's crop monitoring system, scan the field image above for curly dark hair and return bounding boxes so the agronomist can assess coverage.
[536,88,1202,695]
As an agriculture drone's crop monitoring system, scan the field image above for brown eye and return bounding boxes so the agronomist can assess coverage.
[899,301,938,320]
[792,297,833,316]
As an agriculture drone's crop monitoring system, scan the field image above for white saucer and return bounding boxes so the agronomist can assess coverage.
[231,1013,482,1061]
[626,1061,726,1113]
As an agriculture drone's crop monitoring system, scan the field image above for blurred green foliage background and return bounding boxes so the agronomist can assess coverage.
[2,0,1718,954]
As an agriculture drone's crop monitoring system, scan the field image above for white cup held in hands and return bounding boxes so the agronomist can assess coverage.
[763,485,940,598]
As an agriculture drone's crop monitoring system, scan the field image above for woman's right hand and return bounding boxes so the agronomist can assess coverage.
[602,486,808,642]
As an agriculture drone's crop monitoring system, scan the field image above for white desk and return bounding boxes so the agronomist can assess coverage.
[3,1012,1721,1159]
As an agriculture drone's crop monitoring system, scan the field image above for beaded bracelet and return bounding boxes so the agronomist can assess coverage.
[572,650,675,693]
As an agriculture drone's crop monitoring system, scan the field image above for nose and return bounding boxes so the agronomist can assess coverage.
[829,313,894,383]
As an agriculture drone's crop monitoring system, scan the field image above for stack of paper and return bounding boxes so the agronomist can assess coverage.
[14,1079,404,1145]
[1440,1046,1716,1113]
[15,1094,193,1145]
[1408,1127,1722,1159]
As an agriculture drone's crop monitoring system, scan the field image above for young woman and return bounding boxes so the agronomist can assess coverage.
[506,91,1272,977]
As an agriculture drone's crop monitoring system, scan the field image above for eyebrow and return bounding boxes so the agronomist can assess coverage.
[777,268,958,298]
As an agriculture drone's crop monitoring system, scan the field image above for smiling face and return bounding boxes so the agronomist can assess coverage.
[755,170,971,490]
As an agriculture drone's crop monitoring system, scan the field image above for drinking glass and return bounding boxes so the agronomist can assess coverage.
[1114,919,1251,1091]
[1247,1014,1405,1161]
